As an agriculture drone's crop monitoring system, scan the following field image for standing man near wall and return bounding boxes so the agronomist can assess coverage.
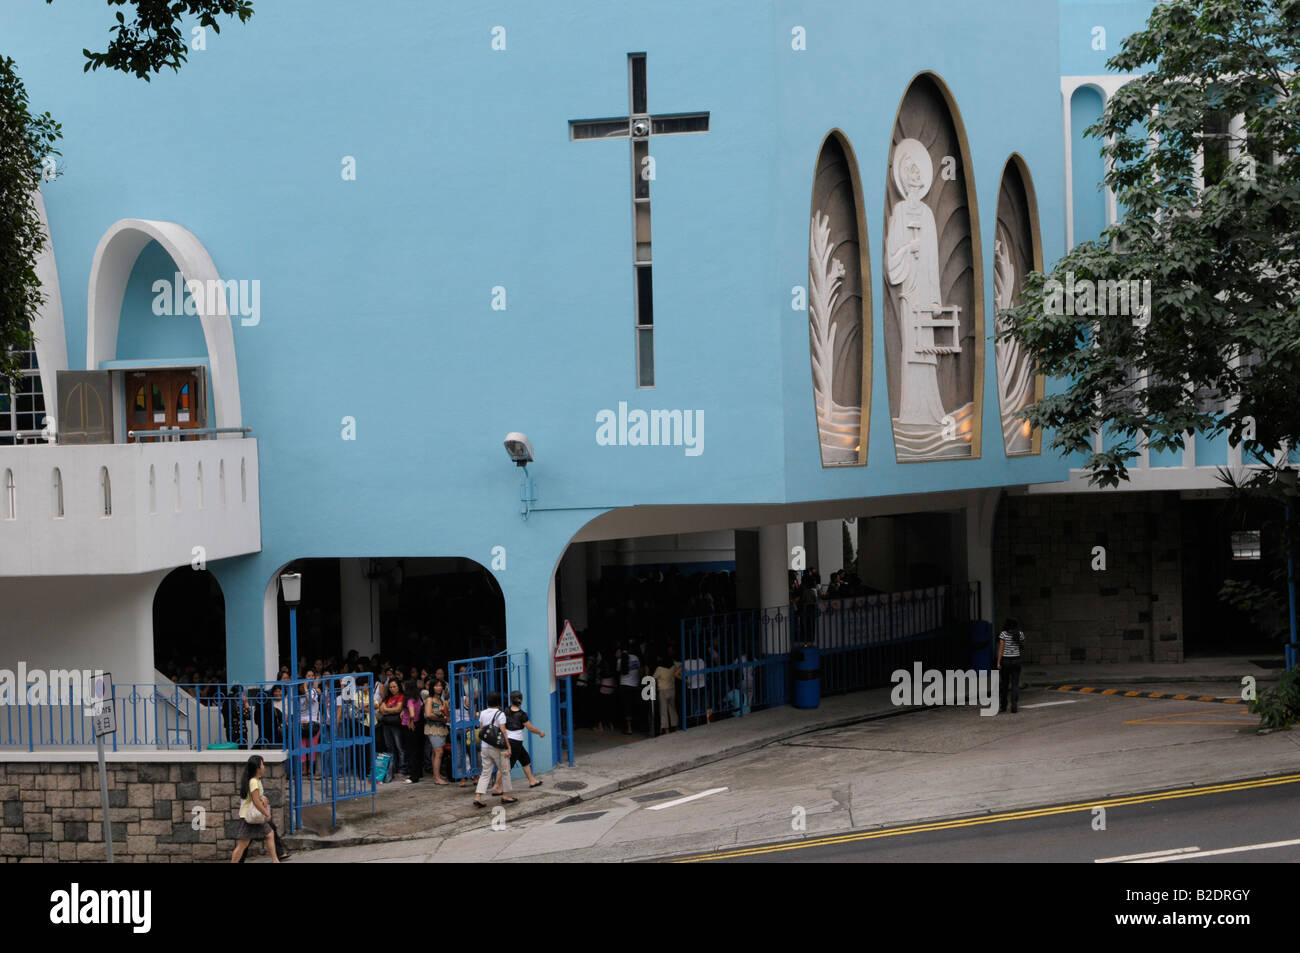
[996,618,1025,714]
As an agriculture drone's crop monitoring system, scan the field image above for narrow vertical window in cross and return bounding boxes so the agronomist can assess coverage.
[630,54,654,386]
[569,53,710,388]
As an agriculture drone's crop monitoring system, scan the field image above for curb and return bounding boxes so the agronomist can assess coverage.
[284,702,928,852]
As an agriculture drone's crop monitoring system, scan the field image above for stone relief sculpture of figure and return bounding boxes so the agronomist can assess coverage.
[885,139,960,429]
[994,223,1034,453]
[809,209,862,465]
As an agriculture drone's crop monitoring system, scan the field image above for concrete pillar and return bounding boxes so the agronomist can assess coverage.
[786,522,805,572]
[339,558,379,658]
[759,524,791,655]
[858,516,897,592]
[759,525,789,611]
[802,521,819,575]
[559,544,588,632]
[817,519,844,579]
[734,530,760,610]
[965,490,1000,623]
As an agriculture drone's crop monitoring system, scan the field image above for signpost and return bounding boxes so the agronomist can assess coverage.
[90,673,115,863]
[553,621,585,766]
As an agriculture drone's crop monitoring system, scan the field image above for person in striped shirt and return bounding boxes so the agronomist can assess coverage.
[996,618,1025,714]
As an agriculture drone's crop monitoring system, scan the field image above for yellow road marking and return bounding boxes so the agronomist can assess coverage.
[672,774,1300,862]
[1124,708,1257,727]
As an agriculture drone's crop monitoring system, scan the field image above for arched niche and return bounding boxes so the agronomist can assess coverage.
[993,155,1045,456]
[882,72,984,462]
[808,130,872,467]
[86,219,243,430]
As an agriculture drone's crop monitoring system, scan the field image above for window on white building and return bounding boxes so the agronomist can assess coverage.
[0,344,46,445]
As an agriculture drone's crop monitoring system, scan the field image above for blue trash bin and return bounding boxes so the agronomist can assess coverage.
[792,643,821,709]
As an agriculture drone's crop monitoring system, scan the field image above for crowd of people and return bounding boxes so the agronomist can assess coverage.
[204,651,550,799]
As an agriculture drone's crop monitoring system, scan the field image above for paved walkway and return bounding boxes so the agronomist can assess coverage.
[284,657,1282,854]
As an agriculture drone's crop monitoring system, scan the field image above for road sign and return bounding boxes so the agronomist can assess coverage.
[90,673,115,737]
[554,620,584,660]
[93,705,116,738]
[555,656,585,678]
[90,671,115,863]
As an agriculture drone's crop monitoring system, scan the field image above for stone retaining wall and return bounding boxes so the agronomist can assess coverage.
[0,757,285,862]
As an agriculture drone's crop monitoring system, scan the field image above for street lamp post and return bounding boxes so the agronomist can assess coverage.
[280,572,302,677]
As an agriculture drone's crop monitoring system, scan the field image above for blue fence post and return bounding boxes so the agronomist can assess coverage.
[564,675,574,767]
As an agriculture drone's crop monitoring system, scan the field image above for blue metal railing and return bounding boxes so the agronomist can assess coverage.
[0,674,377,834]
[679,583,981,726]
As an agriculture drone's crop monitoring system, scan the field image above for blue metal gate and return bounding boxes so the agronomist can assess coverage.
[257,673,376,833]
[680,583,980,726]
[448,651,529,780]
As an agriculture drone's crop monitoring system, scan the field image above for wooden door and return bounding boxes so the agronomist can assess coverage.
[127,370,203,442]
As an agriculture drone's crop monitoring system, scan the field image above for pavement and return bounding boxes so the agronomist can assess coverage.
[282,655,1289,857]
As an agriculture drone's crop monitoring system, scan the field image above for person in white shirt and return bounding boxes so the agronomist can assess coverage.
[299,670,322,774]
[473,691,518,808]
[617,641,642,734]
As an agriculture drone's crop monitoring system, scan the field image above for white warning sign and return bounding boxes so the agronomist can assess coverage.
[554,620,584,659]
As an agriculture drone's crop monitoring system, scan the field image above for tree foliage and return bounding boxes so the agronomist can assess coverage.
[0,57,61,394]
[47,0,255,81]
[0,2,254,391]
[1001,0,1300,489]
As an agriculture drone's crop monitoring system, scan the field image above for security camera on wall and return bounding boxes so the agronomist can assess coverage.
[504,432,534,467]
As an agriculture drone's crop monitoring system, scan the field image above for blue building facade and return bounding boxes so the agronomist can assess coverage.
[14,0,1252,767]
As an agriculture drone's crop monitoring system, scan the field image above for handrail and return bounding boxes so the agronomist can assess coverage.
[126,427,252,440]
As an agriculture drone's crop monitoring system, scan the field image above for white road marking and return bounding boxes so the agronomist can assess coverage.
[646,787,729,811]
[1019,700,1082,709]
[1095,846,1201,863]
[1133,837,1300,862]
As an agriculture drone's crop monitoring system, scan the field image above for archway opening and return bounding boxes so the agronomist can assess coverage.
[154,567,227,685]
[271,557,506,679]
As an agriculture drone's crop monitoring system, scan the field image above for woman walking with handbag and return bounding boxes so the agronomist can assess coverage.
[231,755,281,863]
[473,692,518,808]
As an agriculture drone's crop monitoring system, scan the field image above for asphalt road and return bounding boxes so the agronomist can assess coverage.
[677,773,1300,863]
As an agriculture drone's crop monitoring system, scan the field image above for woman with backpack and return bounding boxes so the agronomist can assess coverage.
[491,690,545,793]
[473,691,518,808]
[230,755,281,863]
[400,678,425,783]
[996,617,1026,714]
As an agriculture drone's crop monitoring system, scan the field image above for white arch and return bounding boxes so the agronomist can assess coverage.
[30,190,68,420]
[86,219,242,430]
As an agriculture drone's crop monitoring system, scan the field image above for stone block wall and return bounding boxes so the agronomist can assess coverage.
[993,491,1183,664]
[0,757,285,862]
